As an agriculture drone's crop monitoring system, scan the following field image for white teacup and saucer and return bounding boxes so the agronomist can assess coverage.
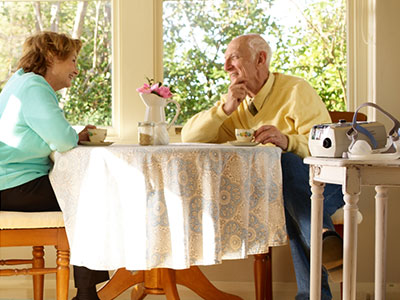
[229,129,260,147]
[80,128,114,146]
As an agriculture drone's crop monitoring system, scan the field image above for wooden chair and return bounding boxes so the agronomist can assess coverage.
[328,111,367,123]
[0,211,70,300]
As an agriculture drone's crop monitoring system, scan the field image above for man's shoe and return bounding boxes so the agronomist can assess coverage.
[322,230,343,283]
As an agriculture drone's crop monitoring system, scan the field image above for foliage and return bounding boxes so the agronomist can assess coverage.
[62,2,112,126]
[163,0,347,124]
[0,1,112,126]
[163,0,278,124]
[0,0,346,127]
[272,0,347,111]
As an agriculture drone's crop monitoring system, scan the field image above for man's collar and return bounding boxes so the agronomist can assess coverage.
[247,73,276,114]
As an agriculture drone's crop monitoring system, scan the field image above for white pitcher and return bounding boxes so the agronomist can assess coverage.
[140,93,180,127]
[139,92,180,145]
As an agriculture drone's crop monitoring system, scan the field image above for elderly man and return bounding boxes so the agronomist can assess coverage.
[181,34,344,300]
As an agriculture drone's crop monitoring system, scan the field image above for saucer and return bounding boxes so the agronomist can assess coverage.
[228,141,260,147]
[80,141,114,146]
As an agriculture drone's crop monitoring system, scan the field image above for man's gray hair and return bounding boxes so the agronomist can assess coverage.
[246,34,272,67]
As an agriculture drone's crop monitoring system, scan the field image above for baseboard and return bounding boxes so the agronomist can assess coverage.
[0,277,399,300]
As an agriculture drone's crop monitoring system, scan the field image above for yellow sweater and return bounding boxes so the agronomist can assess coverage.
[181,72,331,158]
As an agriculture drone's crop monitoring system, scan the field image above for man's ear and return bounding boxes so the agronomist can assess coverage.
[257,51,267,66]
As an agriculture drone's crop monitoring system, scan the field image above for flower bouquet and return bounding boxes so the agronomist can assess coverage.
[136,77,173,99]
[136,77,180,145]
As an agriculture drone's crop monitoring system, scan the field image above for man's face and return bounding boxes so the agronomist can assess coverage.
[224,37,257,85]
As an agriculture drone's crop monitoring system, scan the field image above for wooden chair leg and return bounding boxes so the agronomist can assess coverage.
[254,247,273,300]
[32,246,45,300]
[56,248,70,300]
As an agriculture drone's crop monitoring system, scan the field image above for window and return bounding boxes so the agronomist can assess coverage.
[162,0,370,125]
[0,0,112,126]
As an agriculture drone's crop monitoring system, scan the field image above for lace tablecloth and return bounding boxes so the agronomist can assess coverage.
[49,143,287,271]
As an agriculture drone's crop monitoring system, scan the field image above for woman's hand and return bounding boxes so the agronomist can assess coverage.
[78,125,96,143]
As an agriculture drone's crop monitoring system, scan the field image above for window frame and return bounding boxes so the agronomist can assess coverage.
[6,0,373,142]
[347,0,376,118]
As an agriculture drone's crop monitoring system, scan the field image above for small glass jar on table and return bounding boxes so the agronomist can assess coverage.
[154,122,169,145]
[138,121,155,145]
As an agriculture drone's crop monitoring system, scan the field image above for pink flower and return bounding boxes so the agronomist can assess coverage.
[157,86,173,98]
[136,78,173,98]
[136,83,152,94]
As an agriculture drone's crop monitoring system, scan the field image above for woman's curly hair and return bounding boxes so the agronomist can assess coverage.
[17,31,82,77]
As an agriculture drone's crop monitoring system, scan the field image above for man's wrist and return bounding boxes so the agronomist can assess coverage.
[222,103,233,116]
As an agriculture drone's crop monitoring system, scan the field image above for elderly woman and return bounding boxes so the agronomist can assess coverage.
[0,32,108,300]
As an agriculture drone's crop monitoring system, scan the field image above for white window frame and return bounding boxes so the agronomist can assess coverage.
[347,0,376,118]
[110,0,163,143]
[7,0,374,142]
[147,0,376,129]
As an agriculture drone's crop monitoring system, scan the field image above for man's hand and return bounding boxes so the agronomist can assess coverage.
[254,125,289,151]
[222,77,248,115]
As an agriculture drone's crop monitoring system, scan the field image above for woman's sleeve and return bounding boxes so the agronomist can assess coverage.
[22,83,78,152]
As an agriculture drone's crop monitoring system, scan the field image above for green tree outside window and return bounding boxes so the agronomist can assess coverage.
[0,0,112,126]
[163,0,346,125]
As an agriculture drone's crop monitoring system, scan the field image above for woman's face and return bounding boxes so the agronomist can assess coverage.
[45,51,79,91]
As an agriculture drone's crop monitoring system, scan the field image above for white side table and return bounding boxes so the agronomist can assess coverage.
[304,157,400,300]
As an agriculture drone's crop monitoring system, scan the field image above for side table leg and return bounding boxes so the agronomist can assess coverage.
[375,186,388,300]
[342,167,361,300]
[309,165,325,300]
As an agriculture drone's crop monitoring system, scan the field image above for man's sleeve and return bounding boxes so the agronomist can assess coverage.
[181,97,233,143]
[285,82,331,158]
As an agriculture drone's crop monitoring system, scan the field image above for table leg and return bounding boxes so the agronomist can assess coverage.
[253,252,272,300]
[175,266,243,300]
[130,284,146,300]
[309,168,325,300]
[375,186,388,300]
[342,167,361,300]
[161,268,180,300]
[98,269,144,300]
[97,266,243,300]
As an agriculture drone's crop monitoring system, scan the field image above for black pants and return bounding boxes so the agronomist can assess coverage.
[0,175,109,288]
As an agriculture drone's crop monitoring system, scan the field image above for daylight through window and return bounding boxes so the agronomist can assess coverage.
[163,0,346,125]
[0,0,112,126]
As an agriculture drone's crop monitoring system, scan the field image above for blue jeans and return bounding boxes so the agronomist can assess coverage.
[281,153,344,300]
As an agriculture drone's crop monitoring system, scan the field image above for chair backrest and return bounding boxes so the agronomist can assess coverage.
[329,111,367,123]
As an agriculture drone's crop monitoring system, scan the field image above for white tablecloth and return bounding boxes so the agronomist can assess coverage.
[49,143,287,270]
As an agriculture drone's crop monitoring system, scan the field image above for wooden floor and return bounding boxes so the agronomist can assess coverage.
[1,279,399,300]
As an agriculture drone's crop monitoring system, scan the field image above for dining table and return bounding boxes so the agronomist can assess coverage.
[49,143,287,300]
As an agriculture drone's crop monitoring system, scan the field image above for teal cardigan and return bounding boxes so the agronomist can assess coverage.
[0,69,78,190]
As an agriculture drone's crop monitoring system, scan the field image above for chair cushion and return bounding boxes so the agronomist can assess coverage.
[331,208,363,225]
[0,211,64,229]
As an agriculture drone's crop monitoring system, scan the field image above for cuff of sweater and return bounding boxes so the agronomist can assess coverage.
[215,103,230,121]
[285,135,309,159]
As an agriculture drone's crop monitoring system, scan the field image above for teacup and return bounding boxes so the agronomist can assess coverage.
[88,128,107,143]
[235,128,255,142]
